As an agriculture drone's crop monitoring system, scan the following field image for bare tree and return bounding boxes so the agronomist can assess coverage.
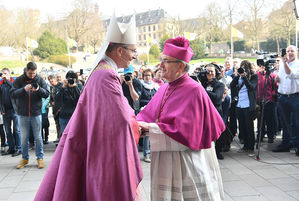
[243,0,265,51]
[267,0,295,49]
[66,0,94,47]
[201,2,225,55]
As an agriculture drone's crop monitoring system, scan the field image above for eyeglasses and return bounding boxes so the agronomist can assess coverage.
[122,46,138,54]
[144,74,152,77]
[160,59,181,64]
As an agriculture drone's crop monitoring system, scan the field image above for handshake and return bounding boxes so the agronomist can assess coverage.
[138,121,149,136]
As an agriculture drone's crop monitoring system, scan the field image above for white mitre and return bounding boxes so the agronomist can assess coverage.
[92,12,136,69]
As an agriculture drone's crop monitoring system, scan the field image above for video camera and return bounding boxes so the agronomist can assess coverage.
[256,51,278,74]
[195,65,209,83]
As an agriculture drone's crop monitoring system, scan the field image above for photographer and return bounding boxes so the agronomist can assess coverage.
[230,60,258,156]
[10,62,50,169]
[256,63,278,143]
[0,68,21,156]
[201,63,225,159]
[122,65,142,114]
[56,70,83,135]
[273,45,299,156]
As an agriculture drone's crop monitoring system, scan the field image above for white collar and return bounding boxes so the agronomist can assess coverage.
[103,55,118,72]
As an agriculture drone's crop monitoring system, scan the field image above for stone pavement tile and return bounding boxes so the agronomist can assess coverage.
[22,170,45,182]
[231,195,269,201]
[7,191,36,201]
[223,180,260,197]
[223,192,234,201]
[220,168,240,182]
[8,169,28,177]
[0,188,14,200]
[218,155,241,167]
[239,174,271,187]
[252,167,289,179]
[222,164,253,176]
[14,180,40,192]
[0,176,23,188]
[293,174,299,180]
[268,177,299,191]
[255,186,297,201]
[273,164,299,176]
[287,191,299,200]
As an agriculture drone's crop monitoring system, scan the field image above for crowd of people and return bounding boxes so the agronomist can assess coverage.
[0,63,85,169]
[0,13,298,201]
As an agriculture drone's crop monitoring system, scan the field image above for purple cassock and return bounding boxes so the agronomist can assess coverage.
[34,62,143,201]
[137,73,225,150]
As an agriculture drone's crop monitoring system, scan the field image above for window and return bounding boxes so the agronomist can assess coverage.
[138,27,142,33]
[153,25,156,31]
[158,25,160,30]
[154,33,156,39]
[144,35,146,40]
[148,26,151,32]
[139,35,142,41]
[143,27,146,32]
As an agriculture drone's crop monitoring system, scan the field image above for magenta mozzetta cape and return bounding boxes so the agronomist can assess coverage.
[34,62,143,201]
[137,73,225,150]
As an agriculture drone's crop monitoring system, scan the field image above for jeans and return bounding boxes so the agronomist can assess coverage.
[279,95,299,149]
[59,117,70,135]
[18,115,43,160]
[143,136,150,156]
[3,113,21,151]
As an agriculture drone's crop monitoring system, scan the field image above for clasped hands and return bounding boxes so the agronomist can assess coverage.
[138,121,149,136]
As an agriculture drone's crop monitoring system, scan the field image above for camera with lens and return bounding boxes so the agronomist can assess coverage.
[124,74,132,82]
[67,78,75,85]
[31,83,39,89]
[237,67,245,74]
[256,51,278,74]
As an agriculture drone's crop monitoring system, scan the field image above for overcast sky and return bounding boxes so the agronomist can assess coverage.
[0,0,289,22]
[1,0,218,20]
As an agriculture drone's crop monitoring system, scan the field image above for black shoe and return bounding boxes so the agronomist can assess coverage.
[216,152,224,160]
[43,141,49,144]
[2,149,15,156]
[268,139,274,143]
[12,150,21,157]
[272,146,290,152]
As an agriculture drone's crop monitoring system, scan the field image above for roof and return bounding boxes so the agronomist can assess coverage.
[104,9,166,28]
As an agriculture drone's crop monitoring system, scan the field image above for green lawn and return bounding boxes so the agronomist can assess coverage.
[149,57,256,66]
[0,60,27,69]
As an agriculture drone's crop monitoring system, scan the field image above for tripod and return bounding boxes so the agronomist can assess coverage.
[256,70,273,160]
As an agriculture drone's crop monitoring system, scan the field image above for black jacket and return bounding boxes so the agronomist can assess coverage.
[230,71,258,112]
[0,78,17,114]
[202,79,225,110]
[10,73,50,117]
[55,84,82,119]
[139,84,157,108]
[122,78,142,111]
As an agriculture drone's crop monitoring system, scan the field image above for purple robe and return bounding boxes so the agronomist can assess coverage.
[137,73,225,150]
[34,62,143,201]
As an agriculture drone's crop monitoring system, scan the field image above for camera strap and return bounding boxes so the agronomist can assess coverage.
[237,81,245,95]
[66,87,77,104]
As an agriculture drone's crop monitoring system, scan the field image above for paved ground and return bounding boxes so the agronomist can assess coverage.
[1,112,299,201]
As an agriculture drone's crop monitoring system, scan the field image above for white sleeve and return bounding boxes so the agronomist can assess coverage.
[148,123,189,152]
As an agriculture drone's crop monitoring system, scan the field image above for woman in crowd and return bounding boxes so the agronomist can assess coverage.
[139,68,159,162]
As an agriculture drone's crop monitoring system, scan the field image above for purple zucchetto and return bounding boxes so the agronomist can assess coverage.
[162,36,194,63]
